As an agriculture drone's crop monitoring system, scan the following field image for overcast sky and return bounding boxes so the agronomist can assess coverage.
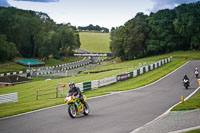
[1,0,199,29]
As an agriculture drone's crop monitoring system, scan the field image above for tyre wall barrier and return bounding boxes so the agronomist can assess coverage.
[99,76,117,87]
[76,83,83,92]
[91,80,99,89]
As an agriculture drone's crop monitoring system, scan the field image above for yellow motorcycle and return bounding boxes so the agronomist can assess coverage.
[64,94,89,118]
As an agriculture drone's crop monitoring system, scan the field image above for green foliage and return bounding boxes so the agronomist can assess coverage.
[173,2,200,50]
[172,89,200,111]
[146,9,183,54]
[0,34,19,61]
[110,13,149,60]
[185,129,200,133]
[78,24,109,33]
[110,2,200,60]
[0,7,80,61]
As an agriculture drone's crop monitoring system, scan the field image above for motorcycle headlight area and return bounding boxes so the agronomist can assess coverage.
[65,96,72,102]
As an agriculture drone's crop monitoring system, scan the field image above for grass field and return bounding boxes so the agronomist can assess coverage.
[79,32,111,53]
[172,89,200,111]
[0,51,200,118]
[186,129,200,133]
[0,56,82,73]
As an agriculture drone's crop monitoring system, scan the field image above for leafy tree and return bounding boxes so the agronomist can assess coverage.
[78,24,109,33]
[0,7,81,61]
[110,1,200,61]
[146,9,184,55]
[110,13,149,60]
[38,31,59,60]
[0,34,19,61]
[124,13,150,59]
[173,2,200,50]
[110,26,126,60]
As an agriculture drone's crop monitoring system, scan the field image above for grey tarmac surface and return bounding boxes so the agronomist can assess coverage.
[135,109,200,133]
[0,61,200,133]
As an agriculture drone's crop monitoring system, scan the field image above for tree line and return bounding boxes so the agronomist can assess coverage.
[78,24,109,33]
[0,7,80,62]
[110,2,200,61]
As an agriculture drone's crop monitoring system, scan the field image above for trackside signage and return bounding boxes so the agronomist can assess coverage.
[0,92,18,104]
[73,53,113,57]
[117,73,130,81]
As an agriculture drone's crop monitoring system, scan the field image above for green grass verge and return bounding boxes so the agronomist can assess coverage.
[0,64,27,73]
[185,129,200,133]
[171,90,200,111]
[0,51,199,118]
[79,32,111,53]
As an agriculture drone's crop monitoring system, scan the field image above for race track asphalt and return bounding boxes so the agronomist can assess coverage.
[0,61,199,133]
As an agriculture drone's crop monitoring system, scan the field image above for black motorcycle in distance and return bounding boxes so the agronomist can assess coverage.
[195,70,199,78]
[183,79,189,89]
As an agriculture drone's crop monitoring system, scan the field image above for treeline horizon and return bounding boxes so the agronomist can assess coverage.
[77,24,109,33]
[0,7,80,62]
[110,2,200,61]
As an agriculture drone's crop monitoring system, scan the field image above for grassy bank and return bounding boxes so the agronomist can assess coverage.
[186,129,200,133]
[0,51,199,118]
[0,56,82,73]
[172,89,200,111]
[79,32,111,53]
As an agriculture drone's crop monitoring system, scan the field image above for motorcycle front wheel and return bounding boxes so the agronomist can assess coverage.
[83,102,90,115]
[68,105,77,118]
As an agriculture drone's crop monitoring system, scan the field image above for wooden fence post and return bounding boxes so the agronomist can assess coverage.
[56,87,58,98]
[36,89,38,100]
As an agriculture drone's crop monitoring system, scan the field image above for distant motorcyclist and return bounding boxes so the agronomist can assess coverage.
[194,68,199,78]
[183,74,190,89]
[67,82,86,107]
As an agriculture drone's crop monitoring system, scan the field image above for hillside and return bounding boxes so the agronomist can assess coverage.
[79,32,111,53]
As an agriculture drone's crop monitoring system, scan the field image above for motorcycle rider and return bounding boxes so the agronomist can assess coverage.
[194,68,199,78]
[183,74,190,86]
[68,82,87,107]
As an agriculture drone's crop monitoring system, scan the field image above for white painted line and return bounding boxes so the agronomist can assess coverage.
[0,61,189,121]
[0,104,65,120]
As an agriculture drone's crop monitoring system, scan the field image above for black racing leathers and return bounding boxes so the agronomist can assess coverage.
[68,87,86,106]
